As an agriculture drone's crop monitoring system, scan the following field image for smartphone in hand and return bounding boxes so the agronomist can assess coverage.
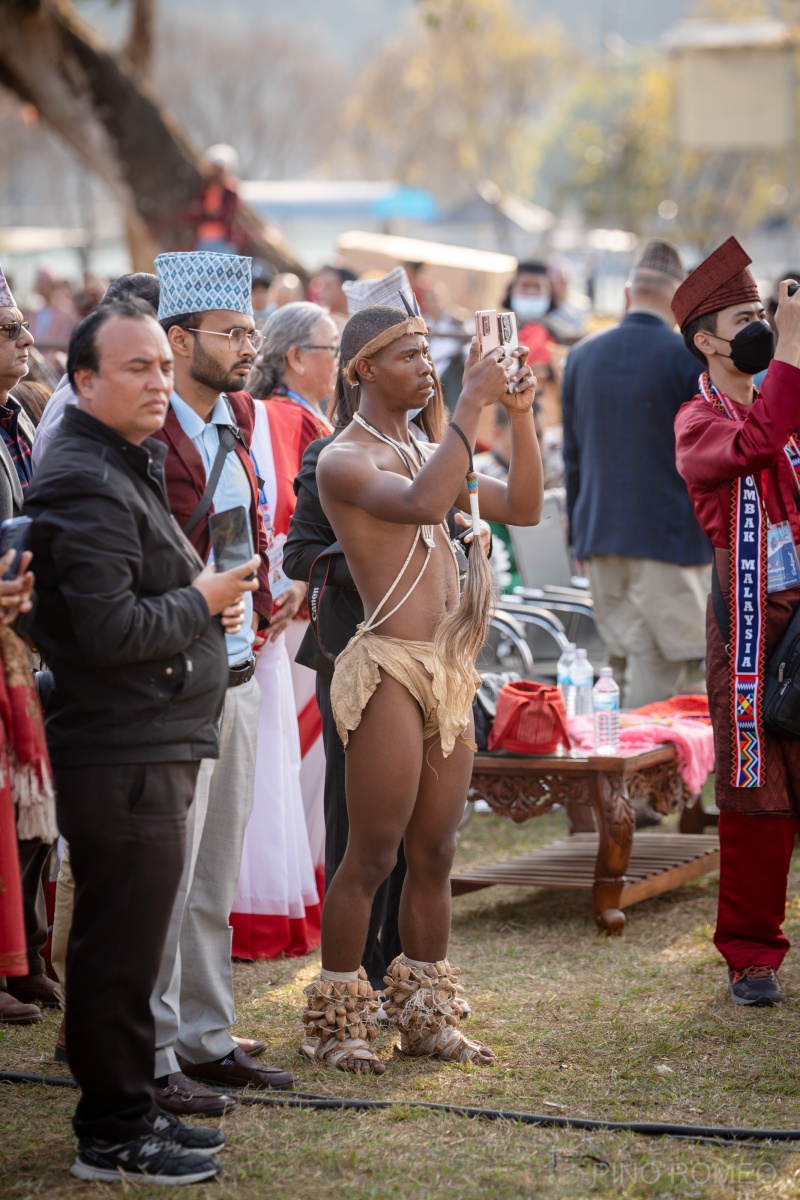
[0,515,32,581]
[475,309,502,359]
[208,506,255,577]
[475,309,519,391]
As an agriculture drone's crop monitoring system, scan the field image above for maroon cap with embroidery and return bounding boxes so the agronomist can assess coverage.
[671,236,761,331]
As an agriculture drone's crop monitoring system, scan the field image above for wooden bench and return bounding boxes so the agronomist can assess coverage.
[451,745,719,935]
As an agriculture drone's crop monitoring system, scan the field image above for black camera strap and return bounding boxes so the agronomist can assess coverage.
[308,542,345,662]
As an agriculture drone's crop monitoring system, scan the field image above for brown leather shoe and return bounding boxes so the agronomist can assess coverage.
[54,1015,68,1062]
[177,1046,294,1091]
[154,1071,237,1117]
[7,972,60,1008]
[232,1035,267,1058]
[0,988,42,1024]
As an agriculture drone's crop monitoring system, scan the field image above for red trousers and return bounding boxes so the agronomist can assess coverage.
[714,812,800,970]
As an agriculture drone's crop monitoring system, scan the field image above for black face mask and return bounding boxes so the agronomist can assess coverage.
[712,320,775,376]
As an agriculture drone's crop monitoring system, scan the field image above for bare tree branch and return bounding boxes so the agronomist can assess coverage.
[124,0,155,80]
[0,0,306,274]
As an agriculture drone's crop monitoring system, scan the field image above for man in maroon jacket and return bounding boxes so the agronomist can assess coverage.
[148,252,293,1113]
[674,237,800,1007]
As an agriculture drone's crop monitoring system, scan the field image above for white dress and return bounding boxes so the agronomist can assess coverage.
[230,402,321,958]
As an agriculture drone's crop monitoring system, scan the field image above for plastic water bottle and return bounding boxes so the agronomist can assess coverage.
[556,642,577,717]
[571,648,594,717]
[593,667,620,754]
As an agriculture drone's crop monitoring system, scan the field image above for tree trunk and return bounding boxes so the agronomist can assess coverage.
[0,0,306,276]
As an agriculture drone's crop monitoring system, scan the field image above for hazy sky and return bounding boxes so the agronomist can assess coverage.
[75,0,700,60]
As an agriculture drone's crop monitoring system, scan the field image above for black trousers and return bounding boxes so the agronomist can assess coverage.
[55,760,198,1143]
[0,837,54,989]
[316,675,405,986]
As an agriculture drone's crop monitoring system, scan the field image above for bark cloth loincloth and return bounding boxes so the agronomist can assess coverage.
[330,631,480,758]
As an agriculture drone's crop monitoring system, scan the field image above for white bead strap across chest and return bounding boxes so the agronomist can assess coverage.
[353,412,458,633]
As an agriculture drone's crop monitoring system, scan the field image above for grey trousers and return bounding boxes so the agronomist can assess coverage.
[51,840,73,1007]
[586,556,710,710]
[152,676,261,1076]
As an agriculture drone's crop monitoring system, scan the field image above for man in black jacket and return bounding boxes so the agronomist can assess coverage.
[24,299,258,1186]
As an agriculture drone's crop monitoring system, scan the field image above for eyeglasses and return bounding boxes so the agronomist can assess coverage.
[0,321,30,341]
[187,327,264,353]
[300,343,341,357]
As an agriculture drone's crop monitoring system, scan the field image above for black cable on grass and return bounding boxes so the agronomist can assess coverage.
[2,1071,799,1146]
[2,1070,77,1089]
[236,1092,800,1145]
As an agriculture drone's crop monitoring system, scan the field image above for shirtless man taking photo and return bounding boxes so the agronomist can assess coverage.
[300,303,542,1074]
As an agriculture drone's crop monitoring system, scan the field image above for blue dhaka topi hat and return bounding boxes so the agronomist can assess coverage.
[155,251,253,320]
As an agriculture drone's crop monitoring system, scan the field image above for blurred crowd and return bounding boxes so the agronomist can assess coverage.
[15,250,581,479]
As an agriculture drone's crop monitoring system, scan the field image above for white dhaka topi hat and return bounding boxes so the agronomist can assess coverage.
[155,251,253,321]
[342,266,420,317]
[0,263,16,309]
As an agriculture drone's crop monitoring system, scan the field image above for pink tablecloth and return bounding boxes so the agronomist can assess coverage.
[567,714,715,795]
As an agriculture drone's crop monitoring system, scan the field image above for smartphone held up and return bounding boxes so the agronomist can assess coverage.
[475,309,519,392]
[0,515,32,581]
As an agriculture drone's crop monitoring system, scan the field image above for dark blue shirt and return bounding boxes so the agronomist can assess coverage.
[561,310,711,567]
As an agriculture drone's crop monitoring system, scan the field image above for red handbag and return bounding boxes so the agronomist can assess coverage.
[488,680,571,755]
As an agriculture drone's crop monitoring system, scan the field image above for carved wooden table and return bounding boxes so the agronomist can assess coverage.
[451,746,719,935]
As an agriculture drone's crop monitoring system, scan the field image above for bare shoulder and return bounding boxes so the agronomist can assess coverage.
[317,437,375,494]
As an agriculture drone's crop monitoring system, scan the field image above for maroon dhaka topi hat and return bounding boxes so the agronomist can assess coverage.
[671,236,760,332]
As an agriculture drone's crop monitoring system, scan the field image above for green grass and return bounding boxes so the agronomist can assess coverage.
[2,807,800,1199]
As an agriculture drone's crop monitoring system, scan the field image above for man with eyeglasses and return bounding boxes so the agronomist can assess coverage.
[31,272,162,472]
[148,251,294,1111]
[0,271,36,512]
[0,263,59,1027]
